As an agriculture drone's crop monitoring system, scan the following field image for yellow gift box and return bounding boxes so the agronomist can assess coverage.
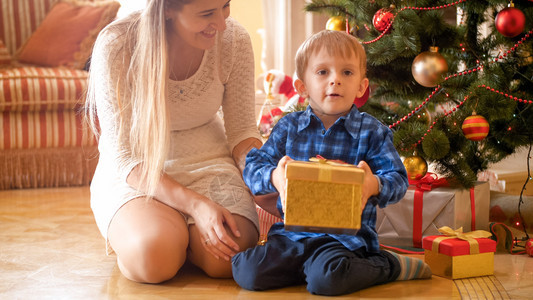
[422,227,496,279]
[284,158,364,234]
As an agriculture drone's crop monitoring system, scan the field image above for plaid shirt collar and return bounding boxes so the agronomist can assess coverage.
[298,105,362,140]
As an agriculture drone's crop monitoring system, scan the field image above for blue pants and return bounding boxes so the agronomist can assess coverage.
[232,235,400,296]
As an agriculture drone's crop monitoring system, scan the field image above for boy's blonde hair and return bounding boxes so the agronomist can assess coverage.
[295,30,367,82]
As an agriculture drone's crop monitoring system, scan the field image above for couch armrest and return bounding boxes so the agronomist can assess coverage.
[0,66,88,113]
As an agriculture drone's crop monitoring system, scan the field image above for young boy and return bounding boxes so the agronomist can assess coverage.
[232,30,431,296]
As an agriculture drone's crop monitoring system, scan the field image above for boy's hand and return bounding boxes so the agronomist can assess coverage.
[357,161,379,212]
[254,193,282,218]
[271,156,293,213]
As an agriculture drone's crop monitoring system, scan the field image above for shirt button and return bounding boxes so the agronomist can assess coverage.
[321,130,326,135]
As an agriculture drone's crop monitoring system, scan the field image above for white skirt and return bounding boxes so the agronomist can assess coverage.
[90,116,259,245]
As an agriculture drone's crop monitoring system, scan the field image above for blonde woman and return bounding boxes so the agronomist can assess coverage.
[86,0,261,283]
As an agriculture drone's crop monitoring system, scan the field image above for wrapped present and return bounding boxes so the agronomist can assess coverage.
[376,175,490,248]
[256,205,283,245]
[284,158,364,234]
[423,226,496,279]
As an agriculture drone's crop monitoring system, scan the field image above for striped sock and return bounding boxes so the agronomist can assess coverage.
[386,250,432,281]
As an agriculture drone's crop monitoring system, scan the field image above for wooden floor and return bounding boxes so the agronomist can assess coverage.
[1,187,532,299]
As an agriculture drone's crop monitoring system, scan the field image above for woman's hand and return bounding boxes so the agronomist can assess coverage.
[271,155,293,213]
[128,168,242,261]
[189,195,242,261]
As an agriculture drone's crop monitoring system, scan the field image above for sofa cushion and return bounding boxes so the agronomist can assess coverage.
[0,66,88,112]
[15,0,120,69]
[0,0,60,55]
[1,110,97,150]
[0,40,11,66]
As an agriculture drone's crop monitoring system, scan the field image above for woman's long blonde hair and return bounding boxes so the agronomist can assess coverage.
[86,0,189,196]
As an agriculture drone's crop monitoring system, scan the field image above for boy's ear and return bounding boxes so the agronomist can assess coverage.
[294,78,308,98]
[357,78,370,98]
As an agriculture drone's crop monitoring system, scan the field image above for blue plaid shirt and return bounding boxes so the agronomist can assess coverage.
[244,105,408,252]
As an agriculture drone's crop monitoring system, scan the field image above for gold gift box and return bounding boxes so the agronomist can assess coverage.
[284,160,364,234]
[423,235,497,279]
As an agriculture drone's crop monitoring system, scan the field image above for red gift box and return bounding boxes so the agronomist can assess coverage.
[422,227,496,279]
[423,235,496,255]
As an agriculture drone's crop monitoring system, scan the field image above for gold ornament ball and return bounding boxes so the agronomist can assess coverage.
[403,155,428,180]
[326,16,346,31]
[411,46,448,87]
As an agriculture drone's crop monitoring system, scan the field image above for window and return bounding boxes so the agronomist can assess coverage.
[261,0,327,77]
[117,0,145,19]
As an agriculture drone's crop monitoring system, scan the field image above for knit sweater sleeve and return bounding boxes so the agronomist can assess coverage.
[90,20,141,184]
[219,18,261,152]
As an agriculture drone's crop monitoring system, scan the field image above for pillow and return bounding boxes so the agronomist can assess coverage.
[0,40,12,66]
[16,0,120,69]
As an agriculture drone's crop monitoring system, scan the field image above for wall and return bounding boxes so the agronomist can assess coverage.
[230,0,264,80]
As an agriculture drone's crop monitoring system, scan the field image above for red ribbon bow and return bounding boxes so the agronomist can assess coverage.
[408,172,448,191]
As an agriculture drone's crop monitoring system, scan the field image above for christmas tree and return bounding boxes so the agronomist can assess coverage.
[305,0,533,188]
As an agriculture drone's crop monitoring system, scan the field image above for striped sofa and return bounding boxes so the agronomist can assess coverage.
[0,0,117,189]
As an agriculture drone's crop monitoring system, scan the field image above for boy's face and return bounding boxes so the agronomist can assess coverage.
[295,47,369,117]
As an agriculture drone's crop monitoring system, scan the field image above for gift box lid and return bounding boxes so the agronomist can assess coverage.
[423,235,497,256]
[286,160,364,184]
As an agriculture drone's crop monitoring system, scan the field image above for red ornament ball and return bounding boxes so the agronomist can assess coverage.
[462,114,490,141]
[495,6,526,38]
[526,239,533,257]
[354,85,370,108]
[373,8,394,32]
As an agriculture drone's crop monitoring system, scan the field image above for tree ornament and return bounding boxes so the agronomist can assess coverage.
[411,47,449,87]
[526,239,533,257]
[462,113,489,141]
[354,85,370,108]
[257,73,283,139]
[326,16,346,31]
[403,155,428,180]
[495,2,526,38]
[372,6,394,33]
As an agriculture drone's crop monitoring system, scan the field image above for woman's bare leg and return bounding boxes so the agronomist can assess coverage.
[108,197,189,283]
[188,215,258,278]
